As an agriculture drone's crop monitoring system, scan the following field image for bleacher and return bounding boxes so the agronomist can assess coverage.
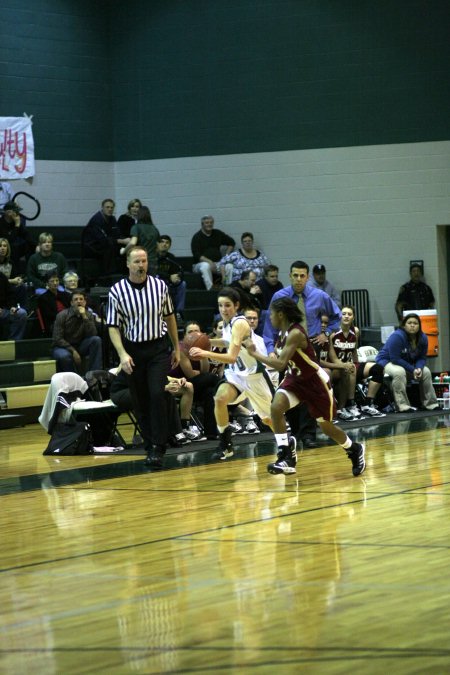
[0,339,55,427]
[0,228,219,427]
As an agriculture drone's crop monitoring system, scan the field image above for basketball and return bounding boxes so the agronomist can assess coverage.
[184,332,211,351]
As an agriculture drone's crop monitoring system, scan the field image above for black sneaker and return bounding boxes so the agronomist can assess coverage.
[212,443,234,461]
[346,442,366,476]
[267,437,297,475]
[145,446,165,469]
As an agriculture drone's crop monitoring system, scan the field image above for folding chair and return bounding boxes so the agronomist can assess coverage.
[341,289,371,329]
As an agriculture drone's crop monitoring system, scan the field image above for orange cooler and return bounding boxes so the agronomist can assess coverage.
[404,309,439,357]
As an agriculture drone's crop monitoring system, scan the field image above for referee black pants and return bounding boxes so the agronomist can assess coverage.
[124,336,170,450]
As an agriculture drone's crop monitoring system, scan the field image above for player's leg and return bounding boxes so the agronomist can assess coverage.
[318,419,365,477]
[212,381,239,460]
[267,389,298,475]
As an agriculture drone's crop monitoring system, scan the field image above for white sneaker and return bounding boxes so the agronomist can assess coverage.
[243,418,260,434]
[360,404,386,417]
[337,408,353,421]
[346,405,361,418]
[229,421,243,434]
[185,425,206,441]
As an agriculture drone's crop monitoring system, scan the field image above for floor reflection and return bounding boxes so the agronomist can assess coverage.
[0,412,447,497]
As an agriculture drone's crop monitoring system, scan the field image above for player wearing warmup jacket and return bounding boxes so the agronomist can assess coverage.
[189,286,274,460]
[247,297,365,477]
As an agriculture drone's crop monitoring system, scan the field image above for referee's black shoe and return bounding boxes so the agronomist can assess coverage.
[145,445,166,470]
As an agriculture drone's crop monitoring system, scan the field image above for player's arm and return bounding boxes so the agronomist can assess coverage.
[179,350,201,378]
[190,319,249,364]
[121,235,138,256]
[209,337,227,348]
[247,327,305,372]
[327,335,355,373]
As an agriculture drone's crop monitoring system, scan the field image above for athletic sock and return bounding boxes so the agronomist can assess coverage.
[275,433,289,447]
[341,436,353,450]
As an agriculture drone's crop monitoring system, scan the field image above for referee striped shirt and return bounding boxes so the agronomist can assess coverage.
[107,275,174,342]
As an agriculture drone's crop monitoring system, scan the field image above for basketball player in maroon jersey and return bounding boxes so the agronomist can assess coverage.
[328,306,361,420]
[247,297,365,477]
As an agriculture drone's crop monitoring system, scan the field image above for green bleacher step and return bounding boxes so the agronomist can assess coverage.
[0,360,56,387]
[0,413,26,429]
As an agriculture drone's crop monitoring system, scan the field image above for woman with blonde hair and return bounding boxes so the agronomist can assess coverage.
[117,198,142,248]
[0,237,28,307]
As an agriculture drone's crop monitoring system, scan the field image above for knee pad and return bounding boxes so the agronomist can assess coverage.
[369,363,385,384]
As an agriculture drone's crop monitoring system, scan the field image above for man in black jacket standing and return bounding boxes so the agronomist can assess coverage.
[395,263,435,321]
[156,235,186,324]
[82,198,118,277]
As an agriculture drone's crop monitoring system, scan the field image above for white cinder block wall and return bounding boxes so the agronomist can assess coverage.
[16,139,450,368]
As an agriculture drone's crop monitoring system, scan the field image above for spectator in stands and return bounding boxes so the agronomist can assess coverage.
[244,306,278,389]
[308,264,341,308]
[27,233,68,293]
[37,272,72,336]
[0,238,28,308]
[243,306,272,366]
[243,305,269,348]
[257,264,283,310]
[62,270,102,323]
[156,235,186,323]
[243,306,264,337]
[117,198,142,248]
[231,270,262,313]
[263,260,341,449]
[191,215,235,290]
[0,271,27,340]
[395,263,435,321]
[375,313,439,412]
[218,231,270,284]
[82,198,117,276]
[120,205,160,275]
[62,271,80,293]
[52,290,102,373]
[0,200,35,265]
[169,320,219,439]
[0,182,14,210]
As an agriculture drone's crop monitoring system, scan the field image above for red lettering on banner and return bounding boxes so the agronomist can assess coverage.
[0,128,28,174]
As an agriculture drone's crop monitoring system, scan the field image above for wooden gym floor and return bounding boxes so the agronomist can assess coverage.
[1,413,449,674]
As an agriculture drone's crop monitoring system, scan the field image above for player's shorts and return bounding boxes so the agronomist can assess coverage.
[224,369,274,420]
[278,366,336,422]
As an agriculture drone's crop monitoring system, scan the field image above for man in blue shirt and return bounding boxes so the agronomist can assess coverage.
[263,260,341,448]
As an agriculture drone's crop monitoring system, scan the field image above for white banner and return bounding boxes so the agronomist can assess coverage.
[0,115,35,180]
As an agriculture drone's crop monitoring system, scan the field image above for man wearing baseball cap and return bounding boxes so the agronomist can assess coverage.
[308,263,341,308]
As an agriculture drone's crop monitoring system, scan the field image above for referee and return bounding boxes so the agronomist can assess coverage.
[107,246,180,468]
